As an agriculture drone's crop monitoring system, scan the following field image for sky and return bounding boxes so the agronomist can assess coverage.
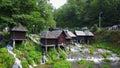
[49,0,67,9]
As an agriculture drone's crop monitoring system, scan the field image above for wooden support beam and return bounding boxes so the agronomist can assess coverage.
[24,40,26,48]
[13,40,15,48]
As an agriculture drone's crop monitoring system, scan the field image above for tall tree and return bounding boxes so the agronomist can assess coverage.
[0,0,56,32]
[54,0,120,28]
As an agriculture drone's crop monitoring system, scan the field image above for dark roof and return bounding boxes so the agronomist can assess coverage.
[11,24,27,32]
[40,30,71,39]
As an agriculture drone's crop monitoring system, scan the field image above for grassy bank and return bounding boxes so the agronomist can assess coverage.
[93,30,120,56]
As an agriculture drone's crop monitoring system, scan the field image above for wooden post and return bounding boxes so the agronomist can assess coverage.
[45,46,47,53]
[13,40,15,48]
[54,46,55,50]
[24,40,26,48]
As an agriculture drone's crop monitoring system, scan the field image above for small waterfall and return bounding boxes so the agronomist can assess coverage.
[40,54,49,64]
[6,45,22,68]
[43,55,48,61]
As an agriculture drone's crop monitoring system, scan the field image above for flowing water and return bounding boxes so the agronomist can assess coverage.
[66,43,120,68]
[6,45,22,68]
[34,43,120,68]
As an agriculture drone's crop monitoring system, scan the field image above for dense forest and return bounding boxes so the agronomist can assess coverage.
[0,0,56,33]
[0,0,120,31]
[54,0,120,28]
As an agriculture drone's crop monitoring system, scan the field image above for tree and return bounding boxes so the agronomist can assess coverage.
[0,0,56,33]
[54,0,120,28]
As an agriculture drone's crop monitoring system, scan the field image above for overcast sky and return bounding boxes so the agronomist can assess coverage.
[49,0,67,9]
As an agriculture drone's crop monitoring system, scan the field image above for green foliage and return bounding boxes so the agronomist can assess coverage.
[93,30,120,56]
[78,60,87,64]
[25,40,42,64]
[90,24,98,33]
[21,60,29,68]
[102,52,112,58]
[46,60,54,65]
[54,0,120,28]
[13,49,21,59]
[53,61,71,68]
[0,48,15,68]
[27,57,33,66]
[0,0,56,33]
[58,49,66,60]
[90,47,95,55]
[103,58,111,63]
[47,48,58,61]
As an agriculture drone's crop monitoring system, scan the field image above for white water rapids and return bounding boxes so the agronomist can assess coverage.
[66,43,120,63]
[6,45,22,68]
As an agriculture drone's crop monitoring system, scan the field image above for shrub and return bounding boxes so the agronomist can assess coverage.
[21,60,29,68]
[53,61,71,68]
[78,60,87,64]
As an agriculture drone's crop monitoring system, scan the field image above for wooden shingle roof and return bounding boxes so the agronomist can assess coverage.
[11,24,27,32]
[40,30,71,39]
[75,30,94,36]
[75,30,86,36]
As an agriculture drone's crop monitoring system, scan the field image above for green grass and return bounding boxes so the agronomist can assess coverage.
[53,61,71,68]
[15,40,42,66]
[92,42,120,56]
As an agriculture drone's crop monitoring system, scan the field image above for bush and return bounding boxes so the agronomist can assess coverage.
[21,60,29,68]
[26,51,41,64]
[78,60,87,64]
[53,61,71,68]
